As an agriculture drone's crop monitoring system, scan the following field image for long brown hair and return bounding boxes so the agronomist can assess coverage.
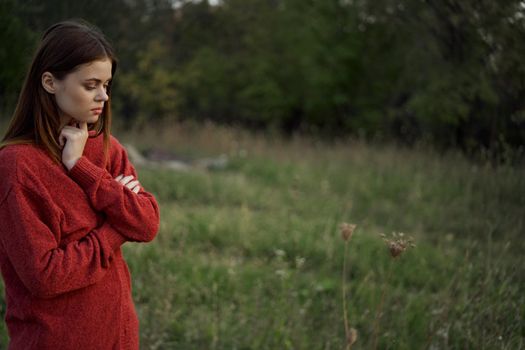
[0,19,118,167]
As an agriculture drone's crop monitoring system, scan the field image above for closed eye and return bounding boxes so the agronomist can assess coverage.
[84,84,109,91]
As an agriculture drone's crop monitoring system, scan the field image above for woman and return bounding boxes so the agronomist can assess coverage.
[0,19,160,349]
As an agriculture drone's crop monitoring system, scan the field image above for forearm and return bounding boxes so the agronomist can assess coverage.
[26,222,126,298]
[68,155,160,242]
[0,185,127,299]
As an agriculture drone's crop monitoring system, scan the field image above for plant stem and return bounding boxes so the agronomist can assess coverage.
[342,240,355,350]
[372,261,394,350]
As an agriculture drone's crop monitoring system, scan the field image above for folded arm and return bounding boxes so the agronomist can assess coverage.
[68,136,160,243]
[0,184,126,299]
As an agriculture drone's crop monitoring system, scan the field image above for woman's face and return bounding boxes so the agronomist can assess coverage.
[47,58,112,127]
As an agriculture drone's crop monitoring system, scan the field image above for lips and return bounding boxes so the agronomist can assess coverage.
[91,107,103,115]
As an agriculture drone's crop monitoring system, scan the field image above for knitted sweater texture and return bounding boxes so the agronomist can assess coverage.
[0,130,160,349]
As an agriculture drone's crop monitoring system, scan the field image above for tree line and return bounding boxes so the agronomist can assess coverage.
[1,0,524,156]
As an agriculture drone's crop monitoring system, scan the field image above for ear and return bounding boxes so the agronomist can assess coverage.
[41,72,58,94]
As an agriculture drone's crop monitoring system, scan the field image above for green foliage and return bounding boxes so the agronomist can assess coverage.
[1,0,525,154]
[115,39,178,126]
[0,0,36,110]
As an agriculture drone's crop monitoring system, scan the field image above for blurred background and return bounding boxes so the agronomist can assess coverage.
[2,0,525,158]
[1,1,524,349]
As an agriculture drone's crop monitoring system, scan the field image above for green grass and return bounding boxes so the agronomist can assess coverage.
[0,120,524,349]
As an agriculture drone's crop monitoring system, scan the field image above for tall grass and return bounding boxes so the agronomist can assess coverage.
[0,119,523,349]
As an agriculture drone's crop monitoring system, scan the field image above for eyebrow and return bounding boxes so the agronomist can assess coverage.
[84,78,112,83]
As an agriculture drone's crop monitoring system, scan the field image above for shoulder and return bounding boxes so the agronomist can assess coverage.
[87,130,125,154]
[109,133,125,152]
[108,133,131,174]
[84,130,126,170]
[86,130,131,176]
[0,143,50,178]
[0,144,50,202]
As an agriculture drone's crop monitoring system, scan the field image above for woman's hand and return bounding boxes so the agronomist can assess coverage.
[60,119,89,171]
[115,174,141,194]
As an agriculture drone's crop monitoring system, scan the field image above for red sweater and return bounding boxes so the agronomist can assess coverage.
[0,130,160,349]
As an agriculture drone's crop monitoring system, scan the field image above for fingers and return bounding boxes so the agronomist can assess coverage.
[60,125,88,137]
[114,174,141,194]
[59,125,87,147]
[126,180,139,190]
[120,175,134,186]
[59,120,89,170]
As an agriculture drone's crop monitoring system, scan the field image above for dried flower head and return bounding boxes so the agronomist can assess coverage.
[340,223,357,241]
[380,232,415,258]
[347,327,358,348]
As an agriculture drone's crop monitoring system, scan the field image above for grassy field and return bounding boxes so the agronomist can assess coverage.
[1,120,524,349]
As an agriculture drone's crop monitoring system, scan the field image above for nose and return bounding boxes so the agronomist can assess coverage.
[96,86,109,102]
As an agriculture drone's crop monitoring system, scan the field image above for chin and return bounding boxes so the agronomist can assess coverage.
[88,115,100,123]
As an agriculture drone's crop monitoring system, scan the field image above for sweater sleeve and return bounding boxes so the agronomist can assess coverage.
[0,183,127,299]
[67,138,160,243]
